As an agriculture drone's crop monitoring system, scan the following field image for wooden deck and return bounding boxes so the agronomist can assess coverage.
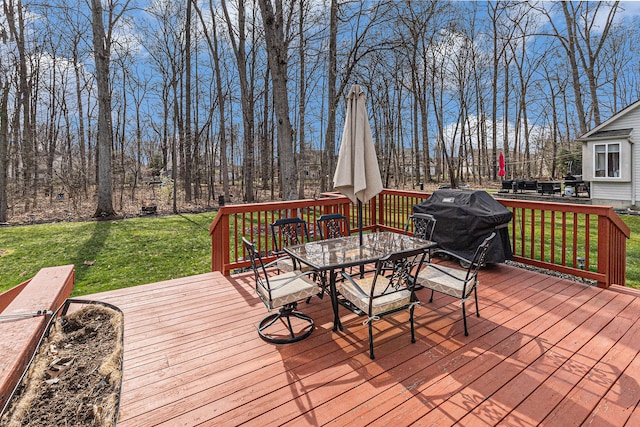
[84,263,640,426]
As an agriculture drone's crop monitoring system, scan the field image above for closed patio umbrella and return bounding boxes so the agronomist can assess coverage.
[333,84,383,245]
[498,152,505,177]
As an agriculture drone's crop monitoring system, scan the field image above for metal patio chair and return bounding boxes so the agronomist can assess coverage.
[416,232,496,336]
[242,237,320,344]
[337,246,429,359]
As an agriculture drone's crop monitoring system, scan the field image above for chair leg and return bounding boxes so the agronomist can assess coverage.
[410,305,416,343]
[462,300,469,336]
[429,289,434,303]
[368,322,375,360]
[474,288,480,317]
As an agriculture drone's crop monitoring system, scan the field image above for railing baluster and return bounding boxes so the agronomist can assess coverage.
[540,210,546,263]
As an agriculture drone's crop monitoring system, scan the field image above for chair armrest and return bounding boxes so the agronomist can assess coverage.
[339,271,369,298]
[262,257,283,269]
[423,263,467,283]
[268,251,302,270]
[432,249,478,267]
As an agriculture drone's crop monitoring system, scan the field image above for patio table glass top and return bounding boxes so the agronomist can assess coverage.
[284,231,436,272]
[284,231,436,331]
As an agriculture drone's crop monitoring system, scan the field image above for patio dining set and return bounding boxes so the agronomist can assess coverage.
[242,212,496,360]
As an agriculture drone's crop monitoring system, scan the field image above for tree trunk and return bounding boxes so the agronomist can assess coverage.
[91,0,116,217]
[0,81,9,222]
[183,0,193,202]
[322,0,338,193]
[560,2,587,135]
[297,0,306,199]
[258,0,298,200]
[4,0,33,211]
[73,41,88,197]
[221,0,254,202]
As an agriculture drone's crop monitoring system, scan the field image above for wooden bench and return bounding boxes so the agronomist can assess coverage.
[0,265,75,410]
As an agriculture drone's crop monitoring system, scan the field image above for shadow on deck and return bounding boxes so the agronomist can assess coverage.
[82,264,640,426]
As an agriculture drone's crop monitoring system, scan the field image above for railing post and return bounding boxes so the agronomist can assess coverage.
[377,193,385,230]
[211,212,230,275]
[597,216,611,289]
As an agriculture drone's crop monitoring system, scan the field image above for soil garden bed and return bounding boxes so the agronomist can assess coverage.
[1,300,123,426]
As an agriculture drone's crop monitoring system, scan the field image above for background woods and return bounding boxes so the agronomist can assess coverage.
[0,0,639,222]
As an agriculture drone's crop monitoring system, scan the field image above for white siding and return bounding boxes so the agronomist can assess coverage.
[592,181,632,200]
[636,138,640,206]
[586,103,640,207]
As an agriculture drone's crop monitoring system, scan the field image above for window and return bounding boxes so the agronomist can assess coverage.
[594,143,620,178]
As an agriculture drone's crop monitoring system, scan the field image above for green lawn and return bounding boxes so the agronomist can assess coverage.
[624,215,640,288]
[0,213,216,296]
[1,210,639,296]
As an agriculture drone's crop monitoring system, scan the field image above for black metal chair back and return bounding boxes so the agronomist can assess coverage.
[464,232,496,285]
[404,213,437,241]
[317,213,350,240]
[270,217,309,253]
[242,237,273,303]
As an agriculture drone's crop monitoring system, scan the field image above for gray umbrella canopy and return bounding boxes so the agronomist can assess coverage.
[333,84,382,243]
[333,84,383,205]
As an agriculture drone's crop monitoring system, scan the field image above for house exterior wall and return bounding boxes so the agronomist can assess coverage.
[582,103,640,208]
[582,137,632,182]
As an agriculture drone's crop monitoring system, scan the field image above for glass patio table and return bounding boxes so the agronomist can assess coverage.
[284,231,436,331]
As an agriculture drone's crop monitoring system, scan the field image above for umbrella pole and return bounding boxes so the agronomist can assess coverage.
[358,200,363,246]
[358,199,364,277]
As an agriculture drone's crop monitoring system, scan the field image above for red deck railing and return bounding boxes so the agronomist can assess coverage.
[209,189,630,288]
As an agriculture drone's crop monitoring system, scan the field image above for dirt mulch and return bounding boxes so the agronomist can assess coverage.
[1,304,123,427]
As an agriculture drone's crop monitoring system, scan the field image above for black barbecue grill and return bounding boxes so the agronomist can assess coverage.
[413,189,513,264]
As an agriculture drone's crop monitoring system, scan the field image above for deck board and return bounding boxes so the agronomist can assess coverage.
[83,264,640,426]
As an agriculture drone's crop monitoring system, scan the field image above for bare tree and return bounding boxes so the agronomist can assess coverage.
[488,1,517,181]
[602,19,639,113]
[4,0,35,210]
[193,0,230,201]
[91,0,130,217]
[537,2,588,135]
[221,0,255,202]
[508,5,544,177]
[296,0,306,199]
[183,0,193,202]
[322,0,397,192]
[572,1,619,126]
[0,78,9,222]
[258,0,298,200]
[395,0,442,186]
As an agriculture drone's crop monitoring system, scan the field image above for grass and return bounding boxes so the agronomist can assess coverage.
[624,215,640,288]
[1,210,639,296]
[0,212,216,296]
[510,209,601,270]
